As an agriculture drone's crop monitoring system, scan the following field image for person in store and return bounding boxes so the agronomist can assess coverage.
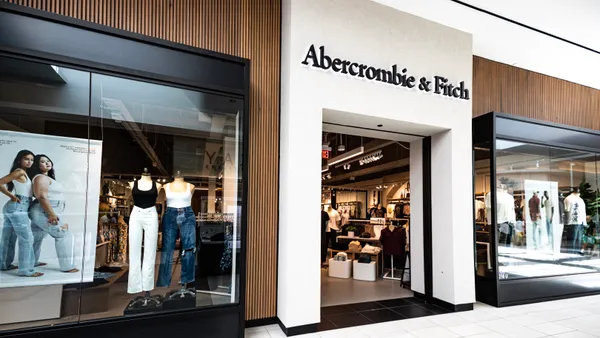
[326,205,340,251]
[28,154,79,273]
[529,191,542,250]
[321,207,330,267]
[0,150,43,277]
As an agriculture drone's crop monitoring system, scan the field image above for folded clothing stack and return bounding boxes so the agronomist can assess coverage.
[334,252,348,261]
[361,244,381,254]
[348,240,362,252]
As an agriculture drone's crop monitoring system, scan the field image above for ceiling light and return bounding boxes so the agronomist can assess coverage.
[338,144,346,152]
[328,146,364,166]
[377,124,383,128]
[536,161,539,168]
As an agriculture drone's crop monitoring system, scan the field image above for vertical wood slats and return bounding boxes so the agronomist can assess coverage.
[5,0,280,321]
[473,56,600,130]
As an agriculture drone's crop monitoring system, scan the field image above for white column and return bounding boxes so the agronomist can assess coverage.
[430,128,475,305]
[409,139,424,294]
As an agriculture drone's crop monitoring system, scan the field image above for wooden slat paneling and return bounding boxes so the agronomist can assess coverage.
[473,56,600,130]
[4,0,280,320]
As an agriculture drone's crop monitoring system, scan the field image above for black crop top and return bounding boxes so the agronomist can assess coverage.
[132,180,158,208]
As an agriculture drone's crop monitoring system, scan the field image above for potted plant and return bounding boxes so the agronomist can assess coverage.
[346,225,357,238]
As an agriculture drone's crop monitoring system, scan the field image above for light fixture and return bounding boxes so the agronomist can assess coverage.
[328,146,364,166]
[338,144,346,152]
[536,161,540,168]
[343,163,351,170]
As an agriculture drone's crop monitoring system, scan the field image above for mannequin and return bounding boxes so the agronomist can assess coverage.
[529,192,542,250]
[125,168,162,312]
[380,223,406,278]
[486,184,516,247]
[157,171,197,300]
[564,187,586,254]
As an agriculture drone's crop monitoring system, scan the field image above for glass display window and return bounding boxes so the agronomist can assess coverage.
[0,55,244,331]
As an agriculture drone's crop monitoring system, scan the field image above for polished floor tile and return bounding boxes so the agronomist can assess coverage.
[350,301,385,312]
[377,298,414,308]
[360,308,405,323]
[321,304,355,316]
[317,318,338,332]
[391,305,435,318]
[324,312,373,329]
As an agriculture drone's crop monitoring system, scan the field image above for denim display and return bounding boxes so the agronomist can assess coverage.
[128,206,158,293]
[29,200,76,272]
[546,219,554,250]
[532,220,542,250]
[157,206,196,287]
[0,196,37,276]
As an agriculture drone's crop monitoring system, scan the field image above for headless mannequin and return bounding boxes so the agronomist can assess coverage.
[163,171,196,298]
[127,168,163,308]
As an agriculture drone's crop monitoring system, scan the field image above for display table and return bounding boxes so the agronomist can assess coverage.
[353,260,377,281]
[336,236,381,243]
[328,258,352,279]
[329,249,382,277]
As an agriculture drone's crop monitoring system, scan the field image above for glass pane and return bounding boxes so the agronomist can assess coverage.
[0,56,90,330]
[495,139,599,280]
[474,141,493,278]
[81,73,243,321]
[549,147,599,272]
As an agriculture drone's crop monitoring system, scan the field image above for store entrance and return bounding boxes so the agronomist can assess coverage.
[320,117,423,312]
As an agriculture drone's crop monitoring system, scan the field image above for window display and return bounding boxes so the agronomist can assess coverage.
[475,139,600,281]
[0,55,244,331]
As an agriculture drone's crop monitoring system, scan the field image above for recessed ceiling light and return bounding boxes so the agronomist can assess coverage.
[377,124,383,128]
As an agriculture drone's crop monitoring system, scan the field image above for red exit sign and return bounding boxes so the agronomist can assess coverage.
[322,150,330,159]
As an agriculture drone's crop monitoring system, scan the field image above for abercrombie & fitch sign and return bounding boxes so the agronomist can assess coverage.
[301,44,470,100]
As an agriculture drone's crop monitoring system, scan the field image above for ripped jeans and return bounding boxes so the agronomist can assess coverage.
[29,200,75,272]
[157,207,196,287]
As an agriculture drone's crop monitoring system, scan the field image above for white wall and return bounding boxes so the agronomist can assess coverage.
[374,0,600,91]
[280,0,474,328]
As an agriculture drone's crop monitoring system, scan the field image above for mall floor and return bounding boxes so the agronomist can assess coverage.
[246,294,600,338]
[321,268,412,307]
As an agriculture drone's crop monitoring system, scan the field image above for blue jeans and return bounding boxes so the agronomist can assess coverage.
[0,196,37,276]
[29,200,76,272]
[157,207,196,287]
[546,219,553,249]
[532,220,542,249]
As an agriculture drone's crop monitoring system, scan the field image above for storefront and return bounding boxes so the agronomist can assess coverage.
[278,0,475,334]
[0,3,248,338]
[474,112,600,307]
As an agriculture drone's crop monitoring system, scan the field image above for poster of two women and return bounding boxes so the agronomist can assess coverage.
[0,130,102,288]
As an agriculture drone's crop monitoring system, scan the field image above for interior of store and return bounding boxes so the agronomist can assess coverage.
[474,139,600,281]
[0,55,242,330]
[320,130,413,308]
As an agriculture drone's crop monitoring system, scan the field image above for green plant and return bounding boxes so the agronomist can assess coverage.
[579,179,598,217]
[345,225,357,232]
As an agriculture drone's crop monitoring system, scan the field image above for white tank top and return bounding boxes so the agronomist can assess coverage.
[13,175,32,198]
[165,183,192,208]
[33,175,65,201]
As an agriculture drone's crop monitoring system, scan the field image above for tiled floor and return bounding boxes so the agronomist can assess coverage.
[246,294,600,338]
[321,269,413,307]
[320,298,449,331]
